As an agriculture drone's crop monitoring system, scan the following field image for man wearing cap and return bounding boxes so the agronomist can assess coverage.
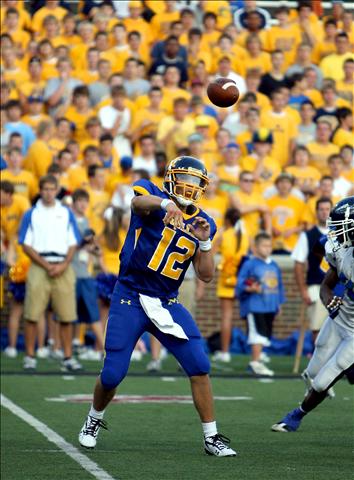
[230,170,270,243]
[21,95,50,130]
[217,142,241,193]
[240,128,281,194]
[266,173,306,254]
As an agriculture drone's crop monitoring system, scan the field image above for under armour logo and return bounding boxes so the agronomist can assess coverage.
[120,299,131,305]
[168,298,179,305]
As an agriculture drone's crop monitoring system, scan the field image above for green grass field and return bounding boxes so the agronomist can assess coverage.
[1,354,353,480]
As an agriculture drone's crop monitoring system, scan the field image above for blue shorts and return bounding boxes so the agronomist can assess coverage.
[76,278,100,324]
[100,282,210,389]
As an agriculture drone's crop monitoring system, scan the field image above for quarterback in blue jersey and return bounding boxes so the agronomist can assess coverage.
[79,156,237,457]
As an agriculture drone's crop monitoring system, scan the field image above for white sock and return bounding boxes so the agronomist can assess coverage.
[89,405,105,420]
[202,421,217,438]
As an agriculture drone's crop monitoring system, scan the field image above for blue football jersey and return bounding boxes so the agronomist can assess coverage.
[118,179,217,298]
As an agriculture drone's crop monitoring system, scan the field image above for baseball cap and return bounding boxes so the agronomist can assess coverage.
[226,142,240,150]
[252,128,273,144]
[195,115,211,127]
[120,156,133,170]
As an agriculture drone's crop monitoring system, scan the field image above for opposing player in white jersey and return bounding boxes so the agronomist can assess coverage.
[271,197,354,432]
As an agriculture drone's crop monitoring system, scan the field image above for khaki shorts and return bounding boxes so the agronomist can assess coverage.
[307,285,328,331]
[24,263,76,323]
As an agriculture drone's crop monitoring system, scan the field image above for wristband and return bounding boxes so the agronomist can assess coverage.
[199,238,212,252]
[161,199,175,210]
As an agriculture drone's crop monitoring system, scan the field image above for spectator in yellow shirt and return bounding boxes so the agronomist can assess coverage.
[17,57,45,107]
[230,170,270,242]
[127,30,150,67]
[320,32,354,81]
[307,120,340,173]
[312,18,337,65]
[236,34,272,78]
[48,117,73,157]
[55,12,82,48]
[267,5,302,67]
[2,7,30,53]
[198,173,229,232]
[79,116,103,153]
[75,47,100,85]
[303,175,340,227]
[129,86,165,143]
[21,96,50,132]
[2,46,29,89]
[217,142,241,193]
[200,11,220,52]
[31,0,68,36]
[63,86,95,143]
[336,58,354,104]
[24,120,55,180]
[266,173,306,254]
[98,133,120,173]
[56,148,74,191]
[70,21,96,71]
[157,97,195,160]
[68,145,102,192]
[286,145,321,198]
[37,14,62,49]
[315,84,351,122]
[236,108,261,157]
[261,89,298,167]
[124,1,154,45]
[332,107,353,148]
[85,165,110,237]
[2,147,38,200]
[241,128,281,195]
[214,208,249,362]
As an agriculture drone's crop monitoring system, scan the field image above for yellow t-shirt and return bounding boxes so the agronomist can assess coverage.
[130,108,166,138]
[203,1,232,30]
[343,168,354,183]
[332,128,353,148]
[235,52,272,78]
[236,130,253,157]
[320,52,354,81]
[3,67,30,89]
[231,190,265,240]
[240,154,281,193]
[31,5,68,35]
[307,142,340,173]
[64,106,96,143]
[198,194,229,231]
[266,194,305,252]
[24,140,54,180]
[266,24,302,63]
[105,172,133,196]
[21,113,51,131]
[312,39,336,65]
[217,225,249,298]
[0,194,30,241]
[285,165,321,192]
[236,30,268,51]
[150,10,180,41]
[1,170,38,200]
[216,165,241,193]
[67,165,89,192]
[336,80,353,104]
[0,5,31,31]
[18,80,46,98]
[157,116,196,160]
[160,87,191,115]
[99,229,126,275]
[260,110,298,166]
[85,187,110,237]
[3,28,30,50]
[123,17,154,44]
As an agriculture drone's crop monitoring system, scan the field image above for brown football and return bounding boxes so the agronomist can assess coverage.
[207,78,240,108]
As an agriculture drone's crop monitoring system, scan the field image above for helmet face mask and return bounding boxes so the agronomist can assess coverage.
[327,197,354,250]
[163,156,209,206]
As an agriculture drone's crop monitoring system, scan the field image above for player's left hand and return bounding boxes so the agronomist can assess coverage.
[189,216,210,241]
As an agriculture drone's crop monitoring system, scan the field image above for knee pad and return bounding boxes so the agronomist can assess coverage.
[100,365,123,390]
[100,350,130,390]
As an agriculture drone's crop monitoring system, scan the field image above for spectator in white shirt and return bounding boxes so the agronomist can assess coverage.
[132,135,157,176]
[214,56,247,96]
[327,154,353,196]
[18,175,82,372]
[98,85,132,157]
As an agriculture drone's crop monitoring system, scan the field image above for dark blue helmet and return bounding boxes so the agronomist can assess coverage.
[327,196,354,248]
[163,156,209,206]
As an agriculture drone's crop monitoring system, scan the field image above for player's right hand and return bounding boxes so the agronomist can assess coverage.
[326,295,342,316]
[163,202,184,229]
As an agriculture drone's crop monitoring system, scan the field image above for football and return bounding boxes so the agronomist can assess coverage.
[207,78,240,108]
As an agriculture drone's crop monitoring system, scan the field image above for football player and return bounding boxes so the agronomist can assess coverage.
[271,197,354,432]
[79,156,237,456]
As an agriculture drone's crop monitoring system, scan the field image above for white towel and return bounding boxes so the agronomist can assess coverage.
[139,294,188,340]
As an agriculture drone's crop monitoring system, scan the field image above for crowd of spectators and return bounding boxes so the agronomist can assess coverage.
[0,0,353,368]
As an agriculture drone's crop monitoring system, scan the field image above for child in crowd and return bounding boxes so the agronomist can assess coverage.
[237,232,285,376]
[71,188,104,360]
